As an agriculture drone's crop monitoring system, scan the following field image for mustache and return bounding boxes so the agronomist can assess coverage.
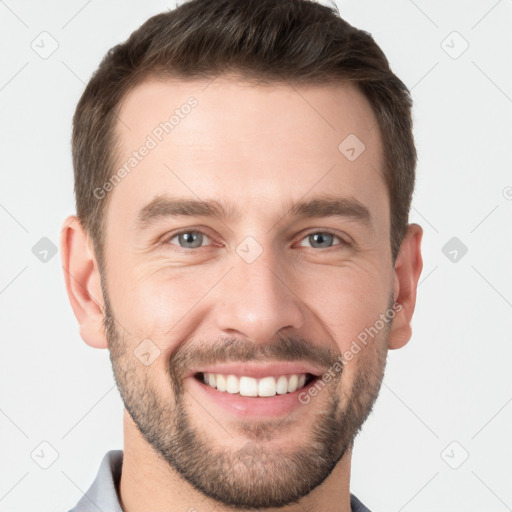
[168,335,341,381]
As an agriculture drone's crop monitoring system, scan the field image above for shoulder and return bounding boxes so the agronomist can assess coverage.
[350,493,374,512]
[66,450,124,512]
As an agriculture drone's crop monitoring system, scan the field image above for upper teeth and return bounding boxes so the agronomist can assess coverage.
[202,373,308,397]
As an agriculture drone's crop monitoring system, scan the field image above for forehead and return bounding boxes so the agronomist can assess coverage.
[108,76,386,232]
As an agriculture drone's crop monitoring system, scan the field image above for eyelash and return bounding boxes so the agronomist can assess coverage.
[163,228,351,251]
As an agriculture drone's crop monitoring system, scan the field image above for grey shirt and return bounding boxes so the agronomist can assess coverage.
[67,450,372,512]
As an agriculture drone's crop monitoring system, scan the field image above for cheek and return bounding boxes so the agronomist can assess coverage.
[111,266,215,347]
[298,263,391,348]
[108,246,392,357]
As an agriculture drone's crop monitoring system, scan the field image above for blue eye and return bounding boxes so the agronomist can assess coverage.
[168,230,212,249]
[164,229,349,252]
[299,232,346,249]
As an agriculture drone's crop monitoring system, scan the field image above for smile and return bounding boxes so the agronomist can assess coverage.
[187,362,323,418]
[197,372,314,397]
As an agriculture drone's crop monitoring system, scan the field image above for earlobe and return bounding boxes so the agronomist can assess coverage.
[388,223,423,350]
[60,215,108,349]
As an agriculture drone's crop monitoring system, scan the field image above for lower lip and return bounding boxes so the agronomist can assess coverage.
[188,376,317,419]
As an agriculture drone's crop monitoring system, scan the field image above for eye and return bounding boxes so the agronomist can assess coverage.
[167,230,213,249]
[163,229,349,252]
[298,231,348,249]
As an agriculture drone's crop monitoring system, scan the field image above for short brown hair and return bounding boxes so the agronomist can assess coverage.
[72,0,416,272]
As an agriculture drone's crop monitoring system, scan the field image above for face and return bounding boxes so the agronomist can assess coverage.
[100,77,395,508]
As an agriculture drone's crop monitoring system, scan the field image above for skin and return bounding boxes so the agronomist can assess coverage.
[61,76,423,512]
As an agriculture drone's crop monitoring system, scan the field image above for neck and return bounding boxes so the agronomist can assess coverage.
[119,410,353,512]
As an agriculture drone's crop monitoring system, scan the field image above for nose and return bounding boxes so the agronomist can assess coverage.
[213,250,305,344]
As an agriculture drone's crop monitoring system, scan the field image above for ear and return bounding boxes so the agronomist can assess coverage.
[60,215,108,349]
[388,223,423,350]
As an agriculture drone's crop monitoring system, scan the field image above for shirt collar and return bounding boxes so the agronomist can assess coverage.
[69,450,124,512]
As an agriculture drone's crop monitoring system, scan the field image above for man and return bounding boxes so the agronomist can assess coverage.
[60,0,423,510]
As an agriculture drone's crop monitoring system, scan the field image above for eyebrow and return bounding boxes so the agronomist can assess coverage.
[134,194,372,231]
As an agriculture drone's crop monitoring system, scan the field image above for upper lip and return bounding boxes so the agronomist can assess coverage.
[186,362,323,379]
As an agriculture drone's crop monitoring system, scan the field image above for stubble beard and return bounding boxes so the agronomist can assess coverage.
[103,287,389,509]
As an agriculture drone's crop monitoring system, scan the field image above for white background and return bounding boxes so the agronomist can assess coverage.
[1,1,511,511]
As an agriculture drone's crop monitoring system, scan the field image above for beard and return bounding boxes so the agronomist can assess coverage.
[103,281,390,509]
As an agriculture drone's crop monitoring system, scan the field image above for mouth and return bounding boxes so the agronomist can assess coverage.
[187,363,324,419]
[194,372,317,397]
